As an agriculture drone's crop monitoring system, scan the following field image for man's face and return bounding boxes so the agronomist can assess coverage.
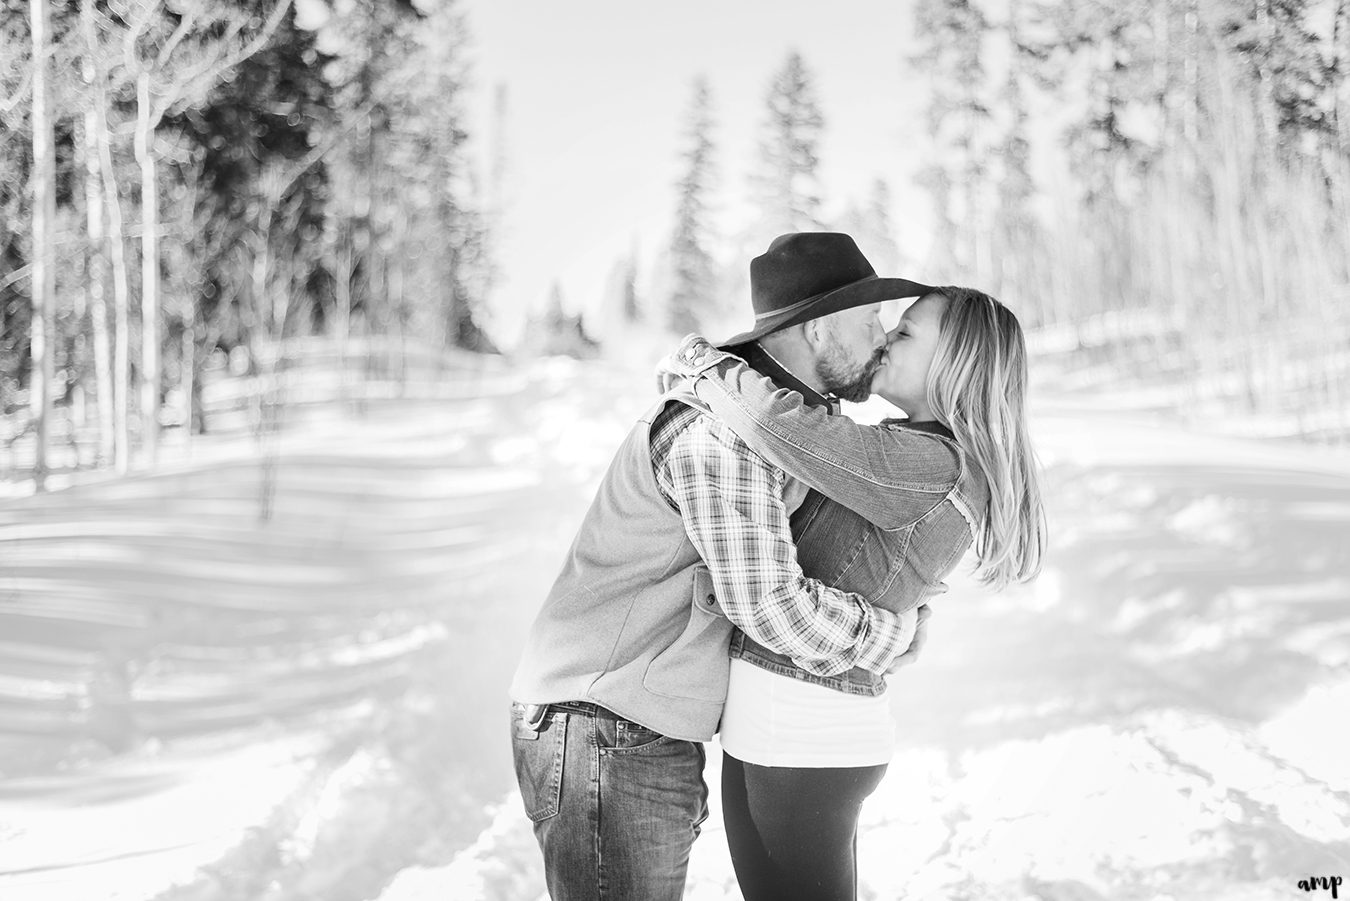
[813,303,887,403]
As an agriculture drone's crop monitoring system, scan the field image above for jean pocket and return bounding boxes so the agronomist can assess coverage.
[511,705,566,822]
[607,719,674,754]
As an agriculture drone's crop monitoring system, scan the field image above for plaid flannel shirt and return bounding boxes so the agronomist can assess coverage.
[650,403,910,677]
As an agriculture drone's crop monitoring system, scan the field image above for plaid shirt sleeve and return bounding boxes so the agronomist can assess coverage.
[651,405,910,677]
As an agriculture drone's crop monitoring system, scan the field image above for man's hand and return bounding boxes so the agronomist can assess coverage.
[653,334,728,393]
[886,604,932,673]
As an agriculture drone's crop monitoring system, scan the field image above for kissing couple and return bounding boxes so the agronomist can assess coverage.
[510,232,1046,900]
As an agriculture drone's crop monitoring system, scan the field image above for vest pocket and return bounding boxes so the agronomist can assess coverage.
[642,566,732,702]
[511,704,566,822]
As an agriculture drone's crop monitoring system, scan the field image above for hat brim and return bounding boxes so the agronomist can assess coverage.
[714,276,936,350]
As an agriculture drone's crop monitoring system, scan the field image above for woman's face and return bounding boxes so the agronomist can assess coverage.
[872,294,946,420]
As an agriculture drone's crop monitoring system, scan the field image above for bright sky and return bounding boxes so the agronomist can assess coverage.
[456,0,933,344]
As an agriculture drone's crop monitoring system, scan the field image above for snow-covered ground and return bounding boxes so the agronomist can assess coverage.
[1,354,1348,901]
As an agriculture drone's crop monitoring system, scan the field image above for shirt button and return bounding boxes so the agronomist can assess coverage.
[705,594,716,605]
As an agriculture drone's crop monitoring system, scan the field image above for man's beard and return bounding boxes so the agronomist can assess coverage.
[816,342,884,403]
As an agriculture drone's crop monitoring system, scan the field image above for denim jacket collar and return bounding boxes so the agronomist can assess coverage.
[729,341,837,413]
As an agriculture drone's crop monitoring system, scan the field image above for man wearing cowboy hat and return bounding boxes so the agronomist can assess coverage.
[509,232,932,900]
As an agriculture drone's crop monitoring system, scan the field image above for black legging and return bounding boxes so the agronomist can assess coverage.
[721,751,889,901]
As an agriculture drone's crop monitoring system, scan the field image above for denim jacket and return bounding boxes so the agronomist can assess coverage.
[674,340,990,697]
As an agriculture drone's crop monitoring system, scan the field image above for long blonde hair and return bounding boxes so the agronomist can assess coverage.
[924,287,1046,589]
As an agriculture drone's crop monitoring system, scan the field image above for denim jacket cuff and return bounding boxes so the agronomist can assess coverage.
[673,334,736,377]
[656,334,735,393]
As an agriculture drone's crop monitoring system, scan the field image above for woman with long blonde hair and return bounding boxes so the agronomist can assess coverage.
[664,285,1046,901]
[919,286,1045,588]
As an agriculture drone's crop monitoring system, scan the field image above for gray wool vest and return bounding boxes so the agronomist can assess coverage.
[509,387,741,742]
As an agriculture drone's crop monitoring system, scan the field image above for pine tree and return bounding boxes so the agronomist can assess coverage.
[542,281,569,339]
[1019,0,1171,314]
[912,0,992,277]
[751,51,825,244]
[318,0,492,353]
[604,246,641,325]
[667,76,719,335]
[590,245,641,348]
[621,251,640,323]
[405,0,496,353]
[1023,0,1165,201]
[838,178,900,275]
[1215,0,1336,155]
[531,281,598,359]
[171,6,334,368]
[992,0,1041,309]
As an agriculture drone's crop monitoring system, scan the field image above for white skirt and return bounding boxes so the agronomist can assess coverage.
[718,657,896,768]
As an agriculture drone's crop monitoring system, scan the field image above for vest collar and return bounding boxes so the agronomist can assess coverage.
[729,341,838,414]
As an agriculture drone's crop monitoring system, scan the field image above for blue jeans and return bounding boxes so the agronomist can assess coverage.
[510,701,709,901]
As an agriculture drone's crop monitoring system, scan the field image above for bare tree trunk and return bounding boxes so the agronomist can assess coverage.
[1335,0,1349,156]
[335,227,353,348]
[29,0,55,492]
[249,173,278,521]
[177,155,203,439]
[82,0,133,475]
[1183,2,1200,155]
[1254,0,1277,148]
[71,119,89,435]
[364,110,389,370]
[333,222,354,408]
[389,204,407,391]
[181,316,195,434]
[252,191,275,347]
[83,111,116,468]
[136,71,161,468]
[104,135,132,476]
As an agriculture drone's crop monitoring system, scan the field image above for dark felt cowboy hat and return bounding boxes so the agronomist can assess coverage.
[716,232,934,348]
